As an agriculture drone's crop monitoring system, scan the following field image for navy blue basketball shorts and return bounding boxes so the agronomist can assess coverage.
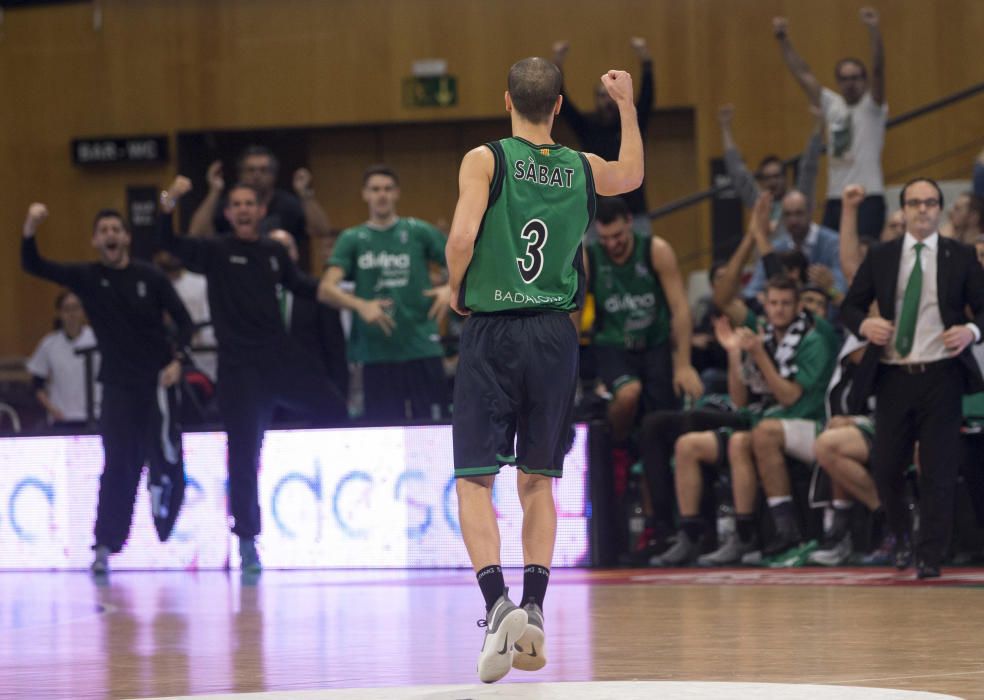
[452,311,578,479]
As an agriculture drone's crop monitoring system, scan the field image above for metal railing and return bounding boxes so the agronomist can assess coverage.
[648,80,984,222]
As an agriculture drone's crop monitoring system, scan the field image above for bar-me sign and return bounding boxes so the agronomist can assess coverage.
[72,135,169,165]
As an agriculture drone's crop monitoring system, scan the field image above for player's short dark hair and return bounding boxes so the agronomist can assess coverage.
[226,182,261,201]
[835,58,867,80]
[802,283,831,301]
[92,209,129,233]
[777,249,809,284]
[595,196,631,225]
[237,145,279,175]
[765,273,800,299]
[55,289,76,311]
[507,57,563,125]
[53,289,77,330]
[755,155,783,174]
[363,164,400,186]
[899,177,944,209]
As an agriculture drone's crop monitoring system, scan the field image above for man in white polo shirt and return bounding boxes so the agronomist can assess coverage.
[773,7,887,240]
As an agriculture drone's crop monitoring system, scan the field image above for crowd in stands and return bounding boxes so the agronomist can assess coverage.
[6,9,984,575]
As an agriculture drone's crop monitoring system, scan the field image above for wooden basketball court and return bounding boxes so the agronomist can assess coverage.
[1,568,982,699]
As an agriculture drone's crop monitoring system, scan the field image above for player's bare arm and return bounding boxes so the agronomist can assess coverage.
[446,146,494,316]
[318,265,395,336]
[584,70,644,196]
[773,17,822,107]
[651,236,703,400]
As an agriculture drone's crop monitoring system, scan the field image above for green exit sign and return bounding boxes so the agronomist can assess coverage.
[403,76,458,108]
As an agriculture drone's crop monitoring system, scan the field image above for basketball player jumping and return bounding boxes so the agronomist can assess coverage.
[446,57,644,683]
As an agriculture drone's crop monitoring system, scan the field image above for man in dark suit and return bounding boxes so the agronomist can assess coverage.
[841,177,984,578]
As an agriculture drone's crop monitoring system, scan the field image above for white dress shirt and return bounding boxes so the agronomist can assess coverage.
[885,232,979,364]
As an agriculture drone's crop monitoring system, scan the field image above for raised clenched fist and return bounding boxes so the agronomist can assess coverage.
[772,17,789,39]
[842,184,866,208]
[629,37,650,61]
[23,203,49,238]
[600,70,634,105]
[718,104,735,126]
[206,160,224,192]
[859,7,879,28]
[552,40,570,60]
[167,176,193,200]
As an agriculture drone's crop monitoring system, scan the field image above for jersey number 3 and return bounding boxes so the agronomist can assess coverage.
[516,219,548,284]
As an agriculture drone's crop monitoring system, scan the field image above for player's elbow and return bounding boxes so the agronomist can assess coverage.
[670,301,692,327]
[446,231,476,259]
[778,387,804,408]
[615,166,644,194]
[597,171,643,197]
[711,286,736,311]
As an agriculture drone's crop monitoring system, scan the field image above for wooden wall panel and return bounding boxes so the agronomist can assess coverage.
[2,0,982,356]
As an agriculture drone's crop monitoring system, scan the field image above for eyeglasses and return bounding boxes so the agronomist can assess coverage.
[837,73,865,82]
[903,198,941,209]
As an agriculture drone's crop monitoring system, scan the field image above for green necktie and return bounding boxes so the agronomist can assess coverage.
[895,242,924,357]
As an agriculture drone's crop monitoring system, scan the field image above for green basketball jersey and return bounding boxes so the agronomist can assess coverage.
[329,217,446,364]
[587,234,670,348]
[460,137,595,313]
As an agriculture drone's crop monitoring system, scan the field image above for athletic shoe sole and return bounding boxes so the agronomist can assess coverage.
[477,607,528,683]
[809,554,850,566]
[740,550,763,565]
[513,622,546,671]
[808,548,852,566]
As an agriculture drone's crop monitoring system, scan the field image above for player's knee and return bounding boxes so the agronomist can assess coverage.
[814,431,839,466]
[613,381,642,409]
[455,474,495,497]
[517,472,553,500]
[827,415,854,430]
[727,431,751,462]
[674,432,706,463]
[751,420,783,454]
